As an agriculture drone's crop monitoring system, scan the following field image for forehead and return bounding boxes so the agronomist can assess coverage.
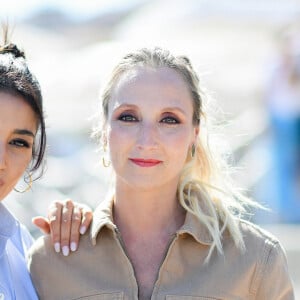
[115,66,188,91]
[0,91,37,131]
[110,67,193,110]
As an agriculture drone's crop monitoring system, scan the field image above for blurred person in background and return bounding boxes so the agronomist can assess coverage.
[29,47,294,299]
[265,26,300,223]
[0,30,92,299]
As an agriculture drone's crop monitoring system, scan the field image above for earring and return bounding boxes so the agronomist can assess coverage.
[191,144,196,158]
[102,143,111,168]
[102,157,111,168]
[14,171,33,193]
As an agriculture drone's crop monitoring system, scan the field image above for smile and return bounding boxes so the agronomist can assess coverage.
[129,158,162,167]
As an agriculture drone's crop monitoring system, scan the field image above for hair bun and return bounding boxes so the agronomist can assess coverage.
[0,43,25,58]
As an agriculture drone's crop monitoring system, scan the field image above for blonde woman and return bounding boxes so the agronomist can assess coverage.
[29,47,294,299]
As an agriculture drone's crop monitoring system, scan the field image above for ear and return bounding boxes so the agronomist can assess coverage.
[192,126,200,144]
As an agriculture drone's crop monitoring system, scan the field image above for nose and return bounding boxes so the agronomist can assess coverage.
[0,143,7,170]
[136,122,159,150]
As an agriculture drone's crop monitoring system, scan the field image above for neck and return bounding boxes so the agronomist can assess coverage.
[113,179,185,237]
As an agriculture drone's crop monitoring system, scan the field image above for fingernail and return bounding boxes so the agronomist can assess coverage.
[54,243,60,253]
[79,225,86,235]
[70,242,77,252]
[62,246,69,256]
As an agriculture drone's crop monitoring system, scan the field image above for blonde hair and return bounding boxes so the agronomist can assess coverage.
[95,47,258,260]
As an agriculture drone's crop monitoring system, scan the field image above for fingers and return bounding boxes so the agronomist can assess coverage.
[67,203,93,252]
[69,205,81,253]
[78,204,93,235]
[47,199,93,256]
[48,199,73,256]
[59,199,74,256]
[48,201,63,253]
[32,216,50,234]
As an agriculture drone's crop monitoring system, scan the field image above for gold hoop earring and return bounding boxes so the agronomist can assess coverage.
[102,143,111,168]
[102,157,111,168]
[191,144,196,158]
[14,171,33,193]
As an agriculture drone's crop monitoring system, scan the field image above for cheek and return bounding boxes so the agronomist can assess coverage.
[13,153,32,174]
[163,128,192,150]
[6,153,32,194]
[164,129,194,163]
[107,125,135,165]
[108,124,137,149]
[172,139,190,162]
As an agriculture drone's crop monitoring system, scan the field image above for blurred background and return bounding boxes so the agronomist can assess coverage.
[1,0,300,296]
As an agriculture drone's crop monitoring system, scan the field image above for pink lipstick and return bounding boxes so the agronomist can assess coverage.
[129,158,162,167]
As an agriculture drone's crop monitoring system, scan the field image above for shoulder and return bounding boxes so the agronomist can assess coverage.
[28,231,93,274]
[27,234,55,275]
[236,220,292,292]
[28,232,98,298]
[5,220,33,255]
[28,231,92,260]
[233,220,295,297]
[19,223,34,250]
[222,219,289,278]
[234,219,287,262]
[221,219,287,263]
[238,219,284,252]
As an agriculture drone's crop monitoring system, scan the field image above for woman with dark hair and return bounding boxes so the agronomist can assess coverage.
[0,31,92,299]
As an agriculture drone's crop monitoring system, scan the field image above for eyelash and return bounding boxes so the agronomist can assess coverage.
[118,114,138,122]
[118,114,180,124]
[161,116,180,124]
[10,139,30,148]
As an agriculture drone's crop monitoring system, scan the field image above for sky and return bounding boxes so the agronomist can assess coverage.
[1,0,300,26]
[0,0,144,20]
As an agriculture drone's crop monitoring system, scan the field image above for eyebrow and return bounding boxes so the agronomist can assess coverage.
[162,106,187,115]
[113,103,137,110]
[13,129,35,138]
[114,103,187,115]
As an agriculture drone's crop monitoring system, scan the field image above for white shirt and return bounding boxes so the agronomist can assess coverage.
[0,203,38,300]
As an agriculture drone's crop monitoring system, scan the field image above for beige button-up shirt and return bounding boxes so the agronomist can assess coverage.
[28,198,295,300]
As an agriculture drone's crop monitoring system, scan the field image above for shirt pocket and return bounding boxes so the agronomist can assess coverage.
[74,292,123,300]
[166,296,223,300]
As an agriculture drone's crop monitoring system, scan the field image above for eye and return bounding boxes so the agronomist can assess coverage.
[118,114,138,122]
[10,139,30,148]
[161,116,180,124]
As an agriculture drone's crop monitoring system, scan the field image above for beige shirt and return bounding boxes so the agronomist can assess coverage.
[28,198,295,300]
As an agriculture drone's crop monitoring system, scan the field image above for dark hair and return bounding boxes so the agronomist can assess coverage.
[0,37,46,177]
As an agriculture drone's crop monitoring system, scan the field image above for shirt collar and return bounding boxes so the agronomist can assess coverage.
[90,197,213,246]
[0,203,18,254]
[177,211,213,245]
[90,197,116,246]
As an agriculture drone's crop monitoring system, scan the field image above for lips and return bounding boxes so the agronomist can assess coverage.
[129,158,162,167]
